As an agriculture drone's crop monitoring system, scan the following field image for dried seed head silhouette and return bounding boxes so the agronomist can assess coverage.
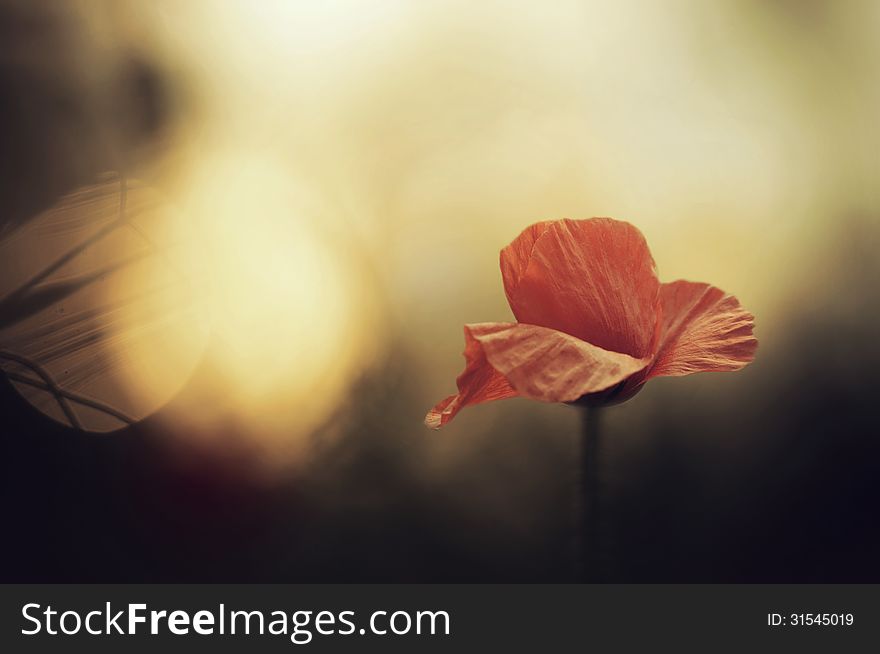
[426,218,757,428]
[0,173,208,432]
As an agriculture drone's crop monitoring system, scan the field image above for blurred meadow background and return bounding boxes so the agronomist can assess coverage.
[1,0,878,581]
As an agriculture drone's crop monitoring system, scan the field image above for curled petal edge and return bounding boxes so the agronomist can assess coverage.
[425,322,649,429]
[647,280,757,379]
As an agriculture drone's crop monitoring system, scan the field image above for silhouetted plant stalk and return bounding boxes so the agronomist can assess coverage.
[577,407,602,583]
[0,173,142,429]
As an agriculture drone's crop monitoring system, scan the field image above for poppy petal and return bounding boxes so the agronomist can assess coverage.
[647,280,757,379]
[425,323,519,429]
[425,322,648,428]
[473,322,649,401]
[502,218,660,358]
[499,220,552,300]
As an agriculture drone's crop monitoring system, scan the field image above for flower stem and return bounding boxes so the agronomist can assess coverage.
[577,406,602,582]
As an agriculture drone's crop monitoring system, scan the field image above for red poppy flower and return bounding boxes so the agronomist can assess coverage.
[426,218,757,428]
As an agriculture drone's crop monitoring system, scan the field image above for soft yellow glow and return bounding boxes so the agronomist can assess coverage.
[218,0,410,58]
[104,182,210,428]
[106,0,878,464]
[0,177,211,433]
[158,151,379,450]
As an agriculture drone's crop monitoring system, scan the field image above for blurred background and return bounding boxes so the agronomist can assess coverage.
[1,0,878,581]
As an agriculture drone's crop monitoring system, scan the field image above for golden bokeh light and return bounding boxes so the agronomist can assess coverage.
[161,151,381,444]
[0,176,208,432]
[7,0,876,466]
